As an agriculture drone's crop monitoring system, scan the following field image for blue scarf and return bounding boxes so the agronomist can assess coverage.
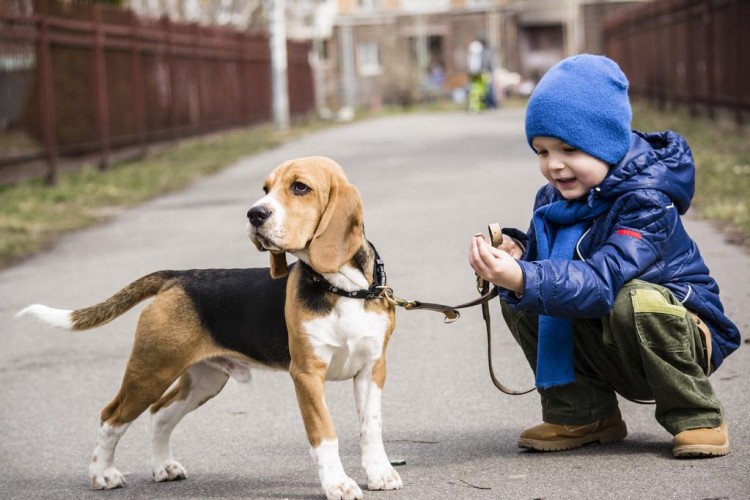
[532,197,612,389]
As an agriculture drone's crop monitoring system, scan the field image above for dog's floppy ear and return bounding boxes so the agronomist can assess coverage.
[269,251,289,278]
[308,179,363,274]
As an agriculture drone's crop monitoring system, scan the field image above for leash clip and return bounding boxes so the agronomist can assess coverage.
[377,286,413,308]
[377,286,460,323]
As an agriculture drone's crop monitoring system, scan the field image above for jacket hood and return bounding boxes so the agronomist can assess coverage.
[597,130,695,214]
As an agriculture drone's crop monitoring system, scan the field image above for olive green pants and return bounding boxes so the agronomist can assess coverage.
[501,280,723,435]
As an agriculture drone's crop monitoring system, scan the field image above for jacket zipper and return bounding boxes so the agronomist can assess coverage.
[575,227,592,261]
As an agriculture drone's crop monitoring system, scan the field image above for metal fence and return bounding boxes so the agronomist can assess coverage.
[603,0,749,123]
[0,0,315,184]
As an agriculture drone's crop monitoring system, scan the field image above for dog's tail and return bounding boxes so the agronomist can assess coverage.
[16,271,178,331]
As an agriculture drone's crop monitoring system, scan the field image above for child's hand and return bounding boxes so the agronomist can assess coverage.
[497,236,524,259]
[469,234,524,294]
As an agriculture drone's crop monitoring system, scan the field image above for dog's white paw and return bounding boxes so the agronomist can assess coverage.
[322,475,363,500]
[89,466,126,490]
[153,460,188,482]
[365,464,402,491]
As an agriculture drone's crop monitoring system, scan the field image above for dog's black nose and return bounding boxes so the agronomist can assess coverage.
[247,206,272,227]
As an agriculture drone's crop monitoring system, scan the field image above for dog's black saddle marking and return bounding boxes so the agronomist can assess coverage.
[178,268,291,368]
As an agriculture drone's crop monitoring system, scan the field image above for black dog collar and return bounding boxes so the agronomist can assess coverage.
[305,242,386,300]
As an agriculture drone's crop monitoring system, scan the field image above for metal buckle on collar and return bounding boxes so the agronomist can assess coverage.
[377,286,413,308]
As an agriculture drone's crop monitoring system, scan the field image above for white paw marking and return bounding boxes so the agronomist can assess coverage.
[322,475,363,500]
[89,466,125,490]
[153,459,188,482]
[313,439,363,500]
[365,464,402,491]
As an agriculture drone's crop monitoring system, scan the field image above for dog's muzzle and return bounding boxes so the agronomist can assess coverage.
[247,207,280,253]
[247,206,272,227]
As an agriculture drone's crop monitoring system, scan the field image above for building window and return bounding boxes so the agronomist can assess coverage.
[357,41,382,76]
[465,0,495,9]
[357,0,380,12]
[316,39,330,61]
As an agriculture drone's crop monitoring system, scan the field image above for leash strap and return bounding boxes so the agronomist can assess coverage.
[383,284,533,395]
[304,226,534,396]
[479,283,535,395]
[479,223,534,395]
[384,287,496,321]
[383,223,503,321]
[385,223,534,396]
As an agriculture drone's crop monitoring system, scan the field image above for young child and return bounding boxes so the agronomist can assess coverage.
[468,54,740,458]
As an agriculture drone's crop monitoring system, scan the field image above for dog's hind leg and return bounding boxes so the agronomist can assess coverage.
[149,361,229,482]
[88,288,209,489]
[88,421,131,489]
[90,357,189,489]
[90,365,185,490]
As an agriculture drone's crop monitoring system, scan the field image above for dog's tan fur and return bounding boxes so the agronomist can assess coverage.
[98,287,253,426]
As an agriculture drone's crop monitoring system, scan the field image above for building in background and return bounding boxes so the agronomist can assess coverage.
[318,0,645,116]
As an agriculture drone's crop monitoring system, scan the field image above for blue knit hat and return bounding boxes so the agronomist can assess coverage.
[525,54,632,165]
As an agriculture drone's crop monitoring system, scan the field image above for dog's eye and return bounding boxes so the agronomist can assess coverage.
[291,181,311,195]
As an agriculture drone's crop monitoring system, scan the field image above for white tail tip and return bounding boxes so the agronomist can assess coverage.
[17,304,74,330]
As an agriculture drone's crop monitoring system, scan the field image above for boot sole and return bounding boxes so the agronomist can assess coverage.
[673,442,730,458]
[518,421,628,452]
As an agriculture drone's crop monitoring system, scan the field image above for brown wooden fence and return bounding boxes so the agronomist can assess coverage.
[0,0,315,184]
[603,0,749,123]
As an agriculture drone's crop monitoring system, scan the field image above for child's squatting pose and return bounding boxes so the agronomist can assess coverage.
[468,54,741,457]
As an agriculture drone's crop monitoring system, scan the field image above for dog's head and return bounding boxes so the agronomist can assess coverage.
[247,156,364,278]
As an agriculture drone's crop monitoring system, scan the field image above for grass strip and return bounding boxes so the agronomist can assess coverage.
[0,123,309,267]
[631,101,750,246]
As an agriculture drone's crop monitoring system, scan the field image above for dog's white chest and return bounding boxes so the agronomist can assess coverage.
[303,299,389,381]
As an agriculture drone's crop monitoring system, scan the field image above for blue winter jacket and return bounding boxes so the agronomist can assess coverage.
[500,130,741,371]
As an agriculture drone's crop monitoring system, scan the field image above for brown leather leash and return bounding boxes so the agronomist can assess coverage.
[379,223,534,396]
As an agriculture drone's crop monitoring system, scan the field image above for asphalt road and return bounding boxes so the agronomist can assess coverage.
[2,108,748,499]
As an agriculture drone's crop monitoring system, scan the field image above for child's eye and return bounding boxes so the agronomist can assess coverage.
[536,149,548,156]
[563,147,578,153]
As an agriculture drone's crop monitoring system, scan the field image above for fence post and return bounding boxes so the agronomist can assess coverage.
[240,34,251,125]
[267,0,290,131]
[651,11,663,109]
[731,0,742,125]
[703,0,714,120]
[192,23,204,135]
[130,10,147,155]
[165,17,180,142]
[34,0,58,184]
[686,5,697,117]
[92,4,111,170]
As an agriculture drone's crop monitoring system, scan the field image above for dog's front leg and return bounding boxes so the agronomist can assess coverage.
[353,359,402,492]
[291,360,363,500]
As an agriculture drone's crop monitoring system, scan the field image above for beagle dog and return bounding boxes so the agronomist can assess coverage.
[17,156,402,500]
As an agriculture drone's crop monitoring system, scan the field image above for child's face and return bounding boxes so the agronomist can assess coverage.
[532,136,610,200]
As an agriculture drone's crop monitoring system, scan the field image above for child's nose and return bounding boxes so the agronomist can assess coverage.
[548,156,565,170]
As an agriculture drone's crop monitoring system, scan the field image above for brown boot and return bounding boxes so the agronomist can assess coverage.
[518,408,627,452]
[672,423,730,458]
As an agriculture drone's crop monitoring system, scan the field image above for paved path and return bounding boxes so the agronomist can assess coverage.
[2,108,748,499]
